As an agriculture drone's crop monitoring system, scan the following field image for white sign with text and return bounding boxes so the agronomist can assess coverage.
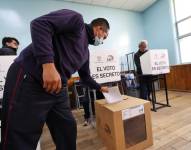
[140,49,170,75]
[0,56,16,98]
[90,50,121,84]
[122,105,145,120]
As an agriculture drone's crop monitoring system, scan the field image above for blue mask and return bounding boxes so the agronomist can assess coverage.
[94,36,103,46]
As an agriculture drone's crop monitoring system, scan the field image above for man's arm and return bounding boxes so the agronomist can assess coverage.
[30,9,84,65]
[78,60,108,93]
[30,9,84,93]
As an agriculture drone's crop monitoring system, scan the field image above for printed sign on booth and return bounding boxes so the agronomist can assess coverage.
[0,56,16,98]
[140,49,170,75]
[90,50,121,84]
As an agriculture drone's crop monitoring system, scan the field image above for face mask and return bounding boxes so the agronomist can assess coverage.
[12,48,18,52]
[6,46,18,52]
[94,36,103,46]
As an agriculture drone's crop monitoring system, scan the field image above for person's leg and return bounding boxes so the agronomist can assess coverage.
[91,100,95,116]
[89,90,96,116]
[145,76,152,100]
[46,87,77,150]
[147,82,152,100]
[139,76,148,100]
[81,88,90,120]
[2,63,54,150]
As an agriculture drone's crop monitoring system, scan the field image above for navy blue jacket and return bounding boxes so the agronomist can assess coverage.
[0,47,17,55]
[15,9,101,90]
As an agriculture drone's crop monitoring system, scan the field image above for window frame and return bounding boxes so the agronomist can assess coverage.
[173,0,191,63]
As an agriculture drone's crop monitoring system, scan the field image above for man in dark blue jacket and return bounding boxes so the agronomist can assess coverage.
[2,9,109,150]
[134,40,151,100]
[0,37,19,55]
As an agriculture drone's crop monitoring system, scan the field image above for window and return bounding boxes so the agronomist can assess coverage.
[177,18,191,37]
[179,36,191,63]
[174,0,191,63]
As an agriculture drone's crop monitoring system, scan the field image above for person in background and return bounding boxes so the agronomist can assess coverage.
[134,40,151,100]
[0,37,19,55]
[0,37,19,148]
[2,9,109,150]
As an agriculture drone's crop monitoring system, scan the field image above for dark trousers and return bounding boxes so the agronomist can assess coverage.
[81,88,104,120]
[1,62,77,150]
[139,76,152,100]
[81,88,95,120]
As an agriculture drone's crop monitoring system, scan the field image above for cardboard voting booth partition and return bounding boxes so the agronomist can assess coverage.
[0,56,16,98]
[95,96,153,150]
[140,49,170,75]
[89,49,121,84]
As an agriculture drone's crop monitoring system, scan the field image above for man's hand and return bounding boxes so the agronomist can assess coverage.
[42,63,62,93]
[100,86,109,93]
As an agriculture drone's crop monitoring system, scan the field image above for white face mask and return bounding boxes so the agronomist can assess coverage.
[94,36,104,46]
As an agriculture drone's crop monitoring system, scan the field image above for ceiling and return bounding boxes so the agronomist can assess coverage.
[56,0,158,12]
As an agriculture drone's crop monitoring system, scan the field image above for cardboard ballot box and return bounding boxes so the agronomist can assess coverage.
[140,49,170,75]
[95,96,153,150]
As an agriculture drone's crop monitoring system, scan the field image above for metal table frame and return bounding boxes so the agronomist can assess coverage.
[150,74,171,112]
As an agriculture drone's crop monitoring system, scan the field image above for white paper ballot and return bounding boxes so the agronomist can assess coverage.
[103,86,123,104]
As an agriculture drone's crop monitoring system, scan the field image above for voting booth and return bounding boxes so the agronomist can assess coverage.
[95,96,153,150]
[140,49,170,75]
[139,49,171,111]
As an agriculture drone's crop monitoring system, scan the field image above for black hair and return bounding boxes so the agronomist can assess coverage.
[2,37,19,47]
[91,18,110,31]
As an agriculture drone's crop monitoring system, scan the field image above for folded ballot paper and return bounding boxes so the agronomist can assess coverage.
[103,86,123,104]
